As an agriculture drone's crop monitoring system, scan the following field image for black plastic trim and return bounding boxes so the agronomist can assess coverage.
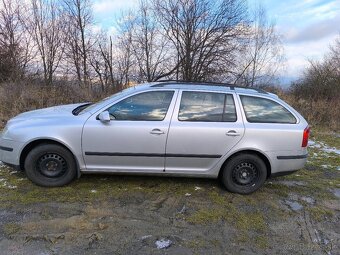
[0,146,13,152]
[277,154,308,160]
[85,152,164,157]
[166,154,222,158]
[85,152,222,158]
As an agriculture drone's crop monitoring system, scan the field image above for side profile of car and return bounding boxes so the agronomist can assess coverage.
[0,81,309,194]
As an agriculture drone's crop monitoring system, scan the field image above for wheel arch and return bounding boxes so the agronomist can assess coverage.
[19,138,81,177]
[219,149,272,179]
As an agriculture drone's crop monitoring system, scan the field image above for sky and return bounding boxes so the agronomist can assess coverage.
[92,0,340,85]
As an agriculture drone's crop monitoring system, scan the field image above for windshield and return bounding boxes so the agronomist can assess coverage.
[77,86,141,115]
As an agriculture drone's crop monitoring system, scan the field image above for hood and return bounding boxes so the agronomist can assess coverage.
[12,103,86,121]
[2,103,90,141]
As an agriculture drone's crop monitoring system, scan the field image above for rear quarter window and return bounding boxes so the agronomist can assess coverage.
[240,95,297,124]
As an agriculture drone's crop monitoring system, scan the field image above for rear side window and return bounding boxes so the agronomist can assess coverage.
[178,91,237,122]
[240,95,297,124]
[108,91,174,121]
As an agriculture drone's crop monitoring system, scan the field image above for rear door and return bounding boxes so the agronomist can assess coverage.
[165,90,245,173]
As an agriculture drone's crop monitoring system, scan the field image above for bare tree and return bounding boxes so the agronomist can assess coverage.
[99,35,115,88]
[0,0,287,93]
[62,0,93,87]
[153,0,248,81]
[234,4,284,87]
[328,35,340,72]
[89,32,116,91]
[115,12,137,87]
[0,0,35,81]
[130,0,175,82]
[30,0,65,85]
[292,35,340,101]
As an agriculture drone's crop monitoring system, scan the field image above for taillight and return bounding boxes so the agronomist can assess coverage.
[302,126,310,147]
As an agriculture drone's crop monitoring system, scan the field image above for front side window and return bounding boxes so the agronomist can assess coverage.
[178,91,237,122]
[240,95,297,124]
[108,91,174,121]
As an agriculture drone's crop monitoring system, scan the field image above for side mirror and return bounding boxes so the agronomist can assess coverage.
[98,111,111,123]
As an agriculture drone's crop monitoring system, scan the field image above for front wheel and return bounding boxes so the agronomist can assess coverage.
[24,144,77,187]
[221,153,267,194]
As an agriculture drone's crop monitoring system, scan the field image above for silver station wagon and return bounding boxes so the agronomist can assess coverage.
[0,81,310,194]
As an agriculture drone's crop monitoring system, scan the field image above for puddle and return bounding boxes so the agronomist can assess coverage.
[331,189,340,199]
[285,200,303,211]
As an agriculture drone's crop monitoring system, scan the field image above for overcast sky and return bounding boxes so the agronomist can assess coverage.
[92,0,340,84]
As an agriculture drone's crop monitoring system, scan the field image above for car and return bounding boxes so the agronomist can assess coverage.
[0,81,309,194]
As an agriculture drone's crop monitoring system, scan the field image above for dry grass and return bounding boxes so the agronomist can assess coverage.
[0,81,114,128]
[283,94,339,131]
[0,81,339,132]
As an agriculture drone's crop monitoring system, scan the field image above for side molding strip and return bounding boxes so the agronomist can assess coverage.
[0,146,14,152]
[85,152,222,158]
[277,154,308,160]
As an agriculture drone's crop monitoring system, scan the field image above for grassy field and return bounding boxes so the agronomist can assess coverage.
[0,131,339,254]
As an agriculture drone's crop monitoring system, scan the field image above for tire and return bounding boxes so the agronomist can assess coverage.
[24,143,77,187]
[221,153,267,194]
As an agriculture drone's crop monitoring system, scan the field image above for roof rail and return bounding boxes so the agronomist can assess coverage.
[151,80,268,94]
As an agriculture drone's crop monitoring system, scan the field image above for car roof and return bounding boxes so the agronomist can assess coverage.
[136,81,278,98]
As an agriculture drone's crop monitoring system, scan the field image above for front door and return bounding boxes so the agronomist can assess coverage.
[82,90,177,172]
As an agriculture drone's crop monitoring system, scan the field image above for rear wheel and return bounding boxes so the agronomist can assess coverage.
[221,153,267,194]
[24,144,77,187]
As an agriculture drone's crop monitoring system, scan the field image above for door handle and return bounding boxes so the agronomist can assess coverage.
[150,129,165,135]
[226,130,240,136]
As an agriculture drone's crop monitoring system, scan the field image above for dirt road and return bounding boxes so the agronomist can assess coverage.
[0,132,339,254]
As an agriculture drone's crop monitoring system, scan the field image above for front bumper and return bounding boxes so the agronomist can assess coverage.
[0,136,23,167]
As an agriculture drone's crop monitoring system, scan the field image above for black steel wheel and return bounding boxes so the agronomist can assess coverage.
[232,162,259,187]
[37,153,68,178]
[24,143,77,187]
[221,153,267,194]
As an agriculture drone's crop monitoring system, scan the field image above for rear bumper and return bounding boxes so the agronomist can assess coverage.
[268,151,308,175]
